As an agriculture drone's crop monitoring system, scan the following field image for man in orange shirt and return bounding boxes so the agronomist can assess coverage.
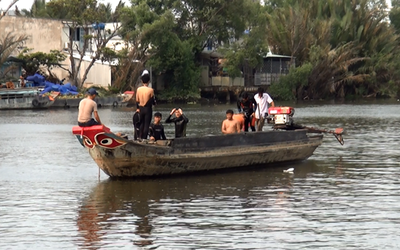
[233,113,245,131]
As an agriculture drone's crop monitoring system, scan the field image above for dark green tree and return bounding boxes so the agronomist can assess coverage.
[17,49,67,80]
[265,0,400,100]
[20,0,49,18]
[120,0,261,100]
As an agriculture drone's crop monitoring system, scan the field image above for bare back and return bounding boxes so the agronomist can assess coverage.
[78,98,97,123]
[136,86,154,107]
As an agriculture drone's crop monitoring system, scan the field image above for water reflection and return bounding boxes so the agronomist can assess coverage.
[76,161,325,248]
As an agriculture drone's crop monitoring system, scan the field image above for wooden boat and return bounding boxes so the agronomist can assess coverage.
[0,88,59,110]
[72,124,324,178]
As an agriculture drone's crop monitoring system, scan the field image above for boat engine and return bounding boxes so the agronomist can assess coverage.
[268,106,295,126]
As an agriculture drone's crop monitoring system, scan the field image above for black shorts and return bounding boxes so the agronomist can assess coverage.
[78,119,100,127]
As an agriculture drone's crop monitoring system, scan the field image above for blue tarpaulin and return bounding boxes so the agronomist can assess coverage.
[26,73,78,95]
[39,81,78,95]
[26,73,45,86]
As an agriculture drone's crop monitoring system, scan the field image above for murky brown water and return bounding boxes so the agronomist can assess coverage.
[1,100,400,249]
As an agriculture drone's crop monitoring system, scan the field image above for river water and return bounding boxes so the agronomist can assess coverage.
[1,99,400,249]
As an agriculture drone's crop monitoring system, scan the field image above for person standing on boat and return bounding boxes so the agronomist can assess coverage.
[136,73,155,140]
[237,92,257,132]
[165,108,189,138]
[232,112,245,131]
[222,109,241,134]
[149,112,167,141]
[77,88,102,127]
[19,76,25,88]
[254,87,275,132]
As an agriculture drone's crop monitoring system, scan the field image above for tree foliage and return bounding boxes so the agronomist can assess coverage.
[263,0,400,100]
[120,0,260,101]
[17,49,67,78]
[44,0,123,87]
[119,0,400,100]
[0,33,28,78]
[19,0,49,18]
[269,63,313,101]
[5,0,400,100]
[221,1,269,78]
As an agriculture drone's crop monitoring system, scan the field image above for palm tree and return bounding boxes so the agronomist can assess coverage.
[265,0,400,99]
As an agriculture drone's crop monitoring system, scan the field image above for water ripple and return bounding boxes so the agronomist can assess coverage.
[1,102,400,249]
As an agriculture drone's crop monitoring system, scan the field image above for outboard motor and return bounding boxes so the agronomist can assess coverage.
[268,106,295,126]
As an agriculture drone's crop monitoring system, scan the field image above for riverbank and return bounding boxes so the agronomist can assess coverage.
[51,95,124,109]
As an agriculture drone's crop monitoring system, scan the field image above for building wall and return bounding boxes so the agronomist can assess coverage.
[74,57,112,88]
[0,16,116,87]
[0,16,63,54]
[211,76,244,87]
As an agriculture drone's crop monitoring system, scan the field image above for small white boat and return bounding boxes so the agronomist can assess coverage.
[0,88,58,110]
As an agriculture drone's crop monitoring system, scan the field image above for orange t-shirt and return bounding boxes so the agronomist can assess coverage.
[233,114,245,131]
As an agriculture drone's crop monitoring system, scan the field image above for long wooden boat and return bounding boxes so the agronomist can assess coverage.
[72,124,324,178]
[0,88,58,110]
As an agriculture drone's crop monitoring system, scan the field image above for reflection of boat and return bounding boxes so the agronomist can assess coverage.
[0,88,58,109]
[86,163,322,202]
[72,123,323,177]
[77,163,321,247]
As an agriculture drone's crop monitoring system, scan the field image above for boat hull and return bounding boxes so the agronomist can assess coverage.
[0,88,55,110]
[73,125,323,177]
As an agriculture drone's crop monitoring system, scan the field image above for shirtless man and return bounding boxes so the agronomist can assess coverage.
[77,88,102,127]
[222,109,241,134]
[136,73,155,139]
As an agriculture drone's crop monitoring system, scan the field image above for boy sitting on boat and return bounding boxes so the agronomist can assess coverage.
[149,112,167,141]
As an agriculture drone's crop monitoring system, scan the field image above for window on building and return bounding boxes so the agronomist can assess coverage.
[70,28,82,42]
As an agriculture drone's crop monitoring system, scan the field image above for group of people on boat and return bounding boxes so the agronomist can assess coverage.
[133,72,189,141]
[77,71,189,142]
[132,106,189,141]
[76,71,274,140]
[222,87,275,134]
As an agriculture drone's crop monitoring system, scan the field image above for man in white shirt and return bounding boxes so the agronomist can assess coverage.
[254,87,275,131]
